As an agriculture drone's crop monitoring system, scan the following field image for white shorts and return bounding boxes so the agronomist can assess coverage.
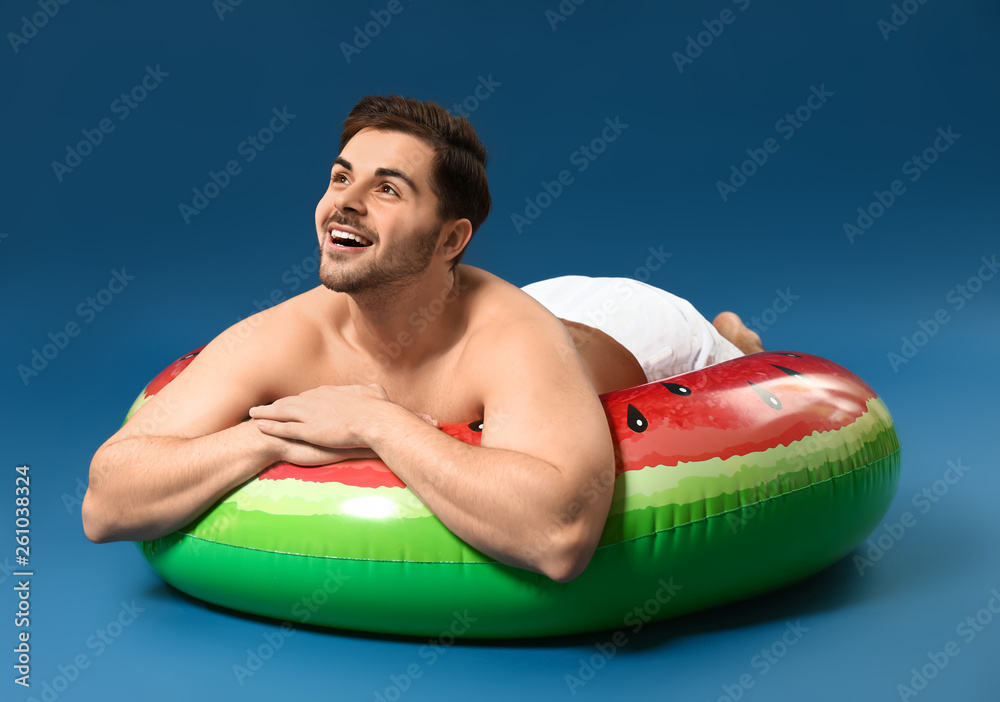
[521,275,744,383]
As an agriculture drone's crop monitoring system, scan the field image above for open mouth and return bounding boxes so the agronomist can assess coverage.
[329,227,374,248]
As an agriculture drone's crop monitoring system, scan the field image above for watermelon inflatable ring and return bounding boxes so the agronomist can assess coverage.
[129,348,900,638]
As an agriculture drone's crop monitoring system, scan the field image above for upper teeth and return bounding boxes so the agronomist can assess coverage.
[331,228,370,245]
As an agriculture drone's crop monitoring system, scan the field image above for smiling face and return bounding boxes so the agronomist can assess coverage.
[315,128,446,296]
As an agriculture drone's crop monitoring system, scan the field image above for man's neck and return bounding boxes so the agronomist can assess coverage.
[342,266,468,369]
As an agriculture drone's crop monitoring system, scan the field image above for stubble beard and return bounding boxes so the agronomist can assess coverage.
[318,222,441,304]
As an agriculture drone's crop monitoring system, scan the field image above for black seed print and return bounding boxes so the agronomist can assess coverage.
[661,382,692,396]
[748,381,782,410]
[627,404,648,433]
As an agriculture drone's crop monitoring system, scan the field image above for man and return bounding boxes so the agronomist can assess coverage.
[82,95,762,583]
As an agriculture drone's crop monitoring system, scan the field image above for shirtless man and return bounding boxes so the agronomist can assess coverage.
[82,95,762,583]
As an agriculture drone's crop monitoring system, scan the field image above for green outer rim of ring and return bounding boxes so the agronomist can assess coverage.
[139,448,900,638]
[129,355,901,637]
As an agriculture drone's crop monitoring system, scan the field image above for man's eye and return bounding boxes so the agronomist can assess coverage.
[331,173,348,184]
[379,183,398,195]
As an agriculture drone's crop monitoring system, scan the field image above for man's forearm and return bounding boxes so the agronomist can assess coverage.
[365,405,613,582]
[83,420,277,544]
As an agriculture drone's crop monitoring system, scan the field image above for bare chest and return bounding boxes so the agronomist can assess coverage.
[379,369,483,424]
[273,341,484,425]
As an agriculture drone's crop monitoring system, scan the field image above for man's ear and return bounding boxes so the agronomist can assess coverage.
[438,219,473,263]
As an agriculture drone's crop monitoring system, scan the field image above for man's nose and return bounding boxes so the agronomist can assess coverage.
[333,181,366,214]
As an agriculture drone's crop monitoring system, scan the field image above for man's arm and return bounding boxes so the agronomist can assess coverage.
[250,315,616,582]
[82,318,374,543]
[84,421,275,543]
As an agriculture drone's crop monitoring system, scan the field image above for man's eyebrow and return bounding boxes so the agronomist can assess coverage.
[374,167,418,194]
[331,157,419,194]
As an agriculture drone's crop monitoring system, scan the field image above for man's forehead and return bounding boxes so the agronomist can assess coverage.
[339,128,434,174]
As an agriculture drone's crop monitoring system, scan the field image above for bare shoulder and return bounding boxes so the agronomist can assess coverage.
[107,288,327,444]
[457,267,611,464]
[460,266,568,339]
[459,268,574,370]
[460,268,646,395]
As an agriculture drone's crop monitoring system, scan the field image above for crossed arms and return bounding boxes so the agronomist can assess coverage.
[82,307,616,582]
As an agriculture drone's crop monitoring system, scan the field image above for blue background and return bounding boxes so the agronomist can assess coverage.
[2,0,998,700]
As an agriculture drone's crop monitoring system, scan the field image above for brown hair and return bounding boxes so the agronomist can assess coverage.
[340,95,491,265]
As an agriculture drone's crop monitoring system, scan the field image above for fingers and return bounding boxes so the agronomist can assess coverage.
[249,400,297,421]
[253,419,303,439]
[276,442,379,467]
[416,412,439,428]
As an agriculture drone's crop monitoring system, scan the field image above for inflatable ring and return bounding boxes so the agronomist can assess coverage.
[129,348,900,638]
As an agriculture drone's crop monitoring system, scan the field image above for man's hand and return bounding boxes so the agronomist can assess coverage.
[259,432,379,467]
[249,384,435,460]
